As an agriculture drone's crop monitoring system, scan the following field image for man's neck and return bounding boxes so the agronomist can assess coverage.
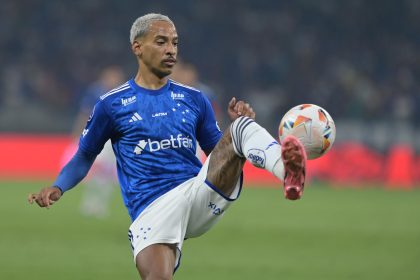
[134,70,168,90]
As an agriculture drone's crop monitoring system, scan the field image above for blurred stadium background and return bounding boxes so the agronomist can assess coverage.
[1,0,419,279]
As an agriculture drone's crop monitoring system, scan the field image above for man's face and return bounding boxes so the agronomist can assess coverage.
[134,20,178,78]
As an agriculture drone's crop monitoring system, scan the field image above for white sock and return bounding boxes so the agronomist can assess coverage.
[230,116,284,180]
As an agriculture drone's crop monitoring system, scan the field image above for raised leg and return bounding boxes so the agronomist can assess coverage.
[206,128,246,197]
[207,116,306,199]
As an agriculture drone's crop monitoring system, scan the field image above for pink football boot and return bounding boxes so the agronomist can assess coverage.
[281,135,307,200]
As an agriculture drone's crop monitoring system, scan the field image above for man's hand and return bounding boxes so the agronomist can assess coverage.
[227,97,256,122]
[28,187,62,209]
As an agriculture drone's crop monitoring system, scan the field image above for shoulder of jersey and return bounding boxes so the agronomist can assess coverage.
[99,82,132,101]
[170,79,202,95]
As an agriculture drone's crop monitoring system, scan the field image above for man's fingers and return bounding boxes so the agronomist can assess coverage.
[243,103,255,118]
[228,98,255,120]
[228,97,236,110]
[235,101,244,115]
[28,193,39,204]
[28,187,61,209]
[247,107,256,119]
[34,197,43,207]
[41,191,51,208]
[28,191,48,208]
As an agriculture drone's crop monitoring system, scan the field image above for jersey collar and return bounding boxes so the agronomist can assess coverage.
[129,78,171,96]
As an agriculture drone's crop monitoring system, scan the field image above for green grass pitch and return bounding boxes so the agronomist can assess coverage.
[1,180,419,280]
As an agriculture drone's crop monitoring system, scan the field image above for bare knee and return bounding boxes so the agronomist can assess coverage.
[136,244,177,280]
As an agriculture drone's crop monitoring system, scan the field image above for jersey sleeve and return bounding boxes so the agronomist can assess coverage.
[196,92,223,151]
[53,148,96,193]
[78,100,114,155]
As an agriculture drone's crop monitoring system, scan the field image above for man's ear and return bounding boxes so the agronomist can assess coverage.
[131,40,142,56]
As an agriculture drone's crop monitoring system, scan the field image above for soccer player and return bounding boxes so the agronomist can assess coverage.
[28,13,306,280]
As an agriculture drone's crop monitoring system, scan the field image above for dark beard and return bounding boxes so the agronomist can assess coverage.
[151,65,171,79]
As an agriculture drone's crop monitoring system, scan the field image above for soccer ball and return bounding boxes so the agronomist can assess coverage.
[279,104,336,160]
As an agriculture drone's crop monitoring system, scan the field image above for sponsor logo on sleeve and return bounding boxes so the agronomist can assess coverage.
[171,91,184,100]
[121,96,137,106]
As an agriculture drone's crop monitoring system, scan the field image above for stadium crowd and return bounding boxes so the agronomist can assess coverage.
[1,0,419,134]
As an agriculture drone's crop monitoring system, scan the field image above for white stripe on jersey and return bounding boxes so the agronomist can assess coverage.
[170,79,201,92]
[100,82,130,100]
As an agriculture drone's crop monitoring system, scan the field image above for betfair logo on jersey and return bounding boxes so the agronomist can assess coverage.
[134,134,193,155]
[134,140,148,155]
[121,96,136,106]
[171,91,184,100]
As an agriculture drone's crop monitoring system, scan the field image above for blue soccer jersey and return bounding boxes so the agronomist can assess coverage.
[79,79,222,221]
